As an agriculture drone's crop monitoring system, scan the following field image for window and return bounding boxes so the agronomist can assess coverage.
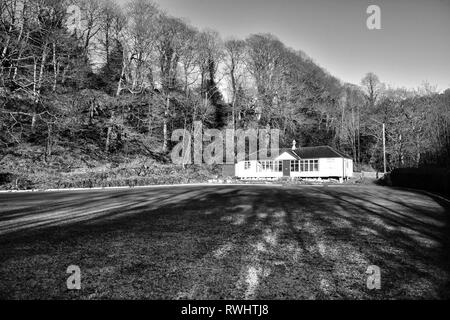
[244,161,251,170]
[256,161,282,172]
[261,161,274,171]
[300,160,319,172]
[301,160,309,172]
[274,161,282,172]
[257,161,274,172]
[291,160,299,172]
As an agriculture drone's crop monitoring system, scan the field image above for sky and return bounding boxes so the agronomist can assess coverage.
[119,0,450,91]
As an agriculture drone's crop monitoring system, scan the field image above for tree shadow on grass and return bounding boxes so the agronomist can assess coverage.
[0,185,449,299]
[280,186,450,299]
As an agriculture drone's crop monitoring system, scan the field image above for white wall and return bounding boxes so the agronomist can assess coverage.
[345,158,354,178]
[290,158,350,178]
[236,158,353,179]
[235,160,283,178]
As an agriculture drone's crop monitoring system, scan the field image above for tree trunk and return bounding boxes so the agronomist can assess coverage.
[148,98,153,136]
[52,43,57,92]
[116,47,127,96]
[32,60,37,133]
[46,123,53,159]
[357,105,361,164]
[230,61,237,131]
[31,42,48,133]
[162,95,169,153]
[11,26,26,81]
[31,112,37,132]
[105,22,110,66]
[105,112,115,152]
[37,43,48,98]
[61,54,69,85]
[0,25,13,60]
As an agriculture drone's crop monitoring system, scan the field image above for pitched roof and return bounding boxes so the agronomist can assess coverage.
[294,146,352,159]
[246,146,352,161]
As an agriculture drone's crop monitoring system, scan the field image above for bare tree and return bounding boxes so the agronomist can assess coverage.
[97,0,125,67]
[73,0,103,57]
[224,38,246,129]
[361,72,384,109]
[245,34,288,126]
[177,23,199,95]
[196,29,224,97]
[119,0,159,95]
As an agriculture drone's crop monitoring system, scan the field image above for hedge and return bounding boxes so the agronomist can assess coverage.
[386,167,450,198]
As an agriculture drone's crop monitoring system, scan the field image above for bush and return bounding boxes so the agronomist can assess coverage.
[0,146,220,190]
[0,173,14,185]
[387,167,450,198]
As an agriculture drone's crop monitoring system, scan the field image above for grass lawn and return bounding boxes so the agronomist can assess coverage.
[0,185,449,299]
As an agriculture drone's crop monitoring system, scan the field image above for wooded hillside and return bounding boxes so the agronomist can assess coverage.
[1,0,449,189]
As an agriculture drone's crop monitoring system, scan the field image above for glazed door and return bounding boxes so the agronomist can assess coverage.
[283,160,291,177]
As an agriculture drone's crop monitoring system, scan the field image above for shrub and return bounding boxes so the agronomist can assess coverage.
[0,173,14,185]
[388,167,450,198]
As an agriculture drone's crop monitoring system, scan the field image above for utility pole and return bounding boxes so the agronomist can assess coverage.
[371,118,387,174]
[382,123,387,174]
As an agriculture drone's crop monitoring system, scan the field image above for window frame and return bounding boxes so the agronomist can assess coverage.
[299,159,320,172]
[274,161,282,172]
[291,160,299,172]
